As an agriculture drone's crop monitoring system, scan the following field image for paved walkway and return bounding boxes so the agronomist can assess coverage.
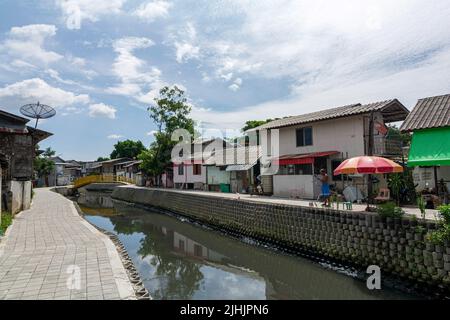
[137,187,440,220]
[0,188,135,300]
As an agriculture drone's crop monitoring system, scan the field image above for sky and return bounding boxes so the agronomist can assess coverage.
[0,0,449,161]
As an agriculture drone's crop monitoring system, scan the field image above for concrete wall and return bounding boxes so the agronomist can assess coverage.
[273,175,315,199]
[112,186,450,292]
[9,180,32,214]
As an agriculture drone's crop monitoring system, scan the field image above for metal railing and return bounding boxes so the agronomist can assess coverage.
[373,136,404,157]
[73,174,135,188]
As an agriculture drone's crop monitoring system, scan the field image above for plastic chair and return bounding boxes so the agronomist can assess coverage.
[374,188,390,203]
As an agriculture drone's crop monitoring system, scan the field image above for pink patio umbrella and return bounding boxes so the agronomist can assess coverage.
[333,156,404,210]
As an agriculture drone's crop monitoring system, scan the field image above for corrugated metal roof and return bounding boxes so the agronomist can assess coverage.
[400,94,450,132]
[253,100,408,130]
[226,164,255,171]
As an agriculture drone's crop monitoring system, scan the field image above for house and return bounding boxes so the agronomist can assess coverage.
[211,144,262,193]
[400,94,450,204]
[251,100,409,199]
[114,160,144,185]
[45,157,82,186]
[90,157,132,175]
[0,110,52,214]
[173,138,228,190]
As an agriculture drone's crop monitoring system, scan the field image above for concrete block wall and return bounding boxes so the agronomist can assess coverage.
[9,180,32,214]
[111,186,450,290]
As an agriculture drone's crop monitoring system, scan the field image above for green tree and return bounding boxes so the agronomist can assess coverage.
[34,148,56,187]
[241,119,277,132]
[387,124,411,146]
[110,140,145,159]
[96,156,110,162]
[139,86,195,177]
[42,147,56,158]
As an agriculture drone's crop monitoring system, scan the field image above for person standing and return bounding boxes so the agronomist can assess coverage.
[319,169,330,206]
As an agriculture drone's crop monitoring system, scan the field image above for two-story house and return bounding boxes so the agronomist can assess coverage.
[252,100,409,199]
[173,138,230,190]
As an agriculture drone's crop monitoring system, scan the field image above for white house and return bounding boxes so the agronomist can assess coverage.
[173,138,221,190]
[252,100,409,199]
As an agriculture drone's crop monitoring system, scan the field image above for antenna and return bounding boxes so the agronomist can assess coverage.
[20,101,56,129]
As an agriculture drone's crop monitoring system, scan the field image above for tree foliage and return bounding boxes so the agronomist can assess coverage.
[139,86,195,177]
[96,156,110,162]
[241,119,278,132]
[34,147,56,186]
[387,124,411,146]
[110,140,146,159]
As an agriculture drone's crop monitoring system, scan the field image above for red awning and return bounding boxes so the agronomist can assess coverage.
[273,151,339,165]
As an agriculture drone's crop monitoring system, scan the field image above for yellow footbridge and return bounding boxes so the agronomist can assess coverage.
[73,175,135,189]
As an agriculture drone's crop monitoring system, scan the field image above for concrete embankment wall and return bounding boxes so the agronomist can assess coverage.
[111,186,450,291]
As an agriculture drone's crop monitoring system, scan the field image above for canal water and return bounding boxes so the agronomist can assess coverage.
[78,191,416,300]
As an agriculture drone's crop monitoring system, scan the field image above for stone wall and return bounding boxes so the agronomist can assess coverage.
[112,186,450,292]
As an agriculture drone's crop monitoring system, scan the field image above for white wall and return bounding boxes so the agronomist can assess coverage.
[413,166,450,192]
[207,166,230,185]
[9,180,32,214]
[276,115,365,158]
[22,181,31,210]
[173,164,206,184]
[273,175,315,199]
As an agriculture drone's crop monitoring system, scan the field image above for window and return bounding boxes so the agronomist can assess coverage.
[331,160,352,181]
[193,164,202,175]
[178,163,184,175]
[296,127,313,146]
[278,164,313,175]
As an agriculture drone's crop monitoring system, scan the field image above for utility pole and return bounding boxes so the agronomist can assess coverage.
[367,111,374,211]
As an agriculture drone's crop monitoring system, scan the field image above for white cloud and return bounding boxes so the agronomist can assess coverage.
[107,37,165,103]
[169,22,201,64]
[0,24,63,65]
[228,77,242,91]
[0,78,90,112]
[56,0,126,29]
[133,1,172,22]
[175,42,200,63]
[107,134,124,139]
[88,103,117,119]
[182,1,450,89]
[146,130,158,136]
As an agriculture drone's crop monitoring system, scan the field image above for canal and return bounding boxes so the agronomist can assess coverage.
[78,191,416,300]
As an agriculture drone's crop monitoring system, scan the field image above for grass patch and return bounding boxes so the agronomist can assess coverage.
[0,212,13,236]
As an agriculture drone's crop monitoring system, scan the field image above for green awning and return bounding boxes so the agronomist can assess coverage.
[408,127,450,167]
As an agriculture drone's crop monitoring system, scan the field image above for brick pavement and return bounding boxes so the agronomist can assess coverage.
[0,188,135,300]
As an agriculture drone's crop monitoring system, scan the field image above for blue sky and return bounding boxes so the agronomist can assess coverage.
[0,0,450,160]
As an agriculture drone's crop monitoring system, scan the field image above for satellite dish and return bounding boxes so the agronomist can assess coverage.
[20,101,56,129]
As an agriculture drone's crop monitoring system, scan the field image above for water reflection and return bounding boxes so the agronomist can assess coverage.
[81,194,415,300]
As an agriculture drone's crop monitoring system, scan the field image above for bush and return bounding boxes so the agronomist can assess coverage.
[0,212,13,235]
[426,224,450,245]
[377,201,405,218]
[438,204,450,224]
